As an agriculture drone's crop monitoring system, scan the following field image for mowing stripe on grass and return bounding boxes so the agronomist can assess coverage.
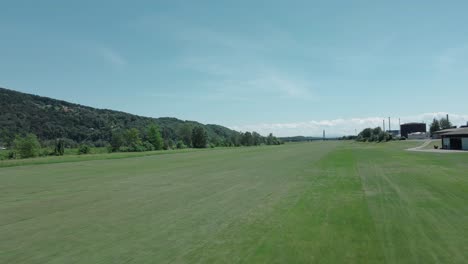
[1,141,467,263]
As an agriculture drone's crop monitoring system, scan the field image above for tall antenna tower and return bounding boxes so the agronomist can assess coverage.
[383,120,385,131]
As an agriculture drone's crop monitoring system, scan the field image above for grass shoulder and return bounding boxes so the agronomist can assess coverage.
[0,145,285,168]
[0,148,208,168]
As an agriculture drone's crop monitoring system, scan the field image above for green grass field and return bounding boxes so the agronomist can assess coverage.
[1,141,467,263]
[422,139,442,150]
[0,148,209,168]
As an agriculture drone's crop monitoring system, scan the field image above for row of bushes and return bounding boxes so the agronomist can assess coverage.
[1,134,93,159]
[2,124,283,160]
[108,125,207,152]
[355,127,394,142]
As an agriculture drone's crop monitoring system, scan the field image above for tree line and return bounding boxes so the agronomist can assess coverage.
[0,88,283,159]
[0,88,261,148]
[355,127,394,142]
[429,117,453,136]
[3,124,282,159]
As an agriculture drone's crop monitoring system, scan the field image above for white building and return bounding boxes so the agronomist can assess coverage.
[407,132,428,140]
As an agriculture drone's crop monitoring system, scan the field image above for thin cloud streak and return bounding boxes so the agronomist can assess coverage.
[98,46,126,66]
[435,45,468,74]
[179,57,316,100]
[133,14,317,100]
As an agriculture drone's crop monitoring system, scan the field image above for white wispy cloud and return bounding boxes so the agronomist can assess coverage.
[149,91,252,102]
[179,56,315,100]
[131,14,317,100]
[131,14,297,54]
[98,46,126,66]
[435,45,468,74]
[244,73,315,99]
[230,112,468,137]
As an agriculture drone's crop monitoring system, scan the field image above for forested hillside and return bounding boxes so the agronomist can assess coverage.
[0,87,265,148]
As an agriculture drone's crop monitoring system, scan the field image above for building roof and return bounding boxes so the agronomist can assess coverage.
[401,122,425,126]
[436,127,468,136]
[433,128,459,134]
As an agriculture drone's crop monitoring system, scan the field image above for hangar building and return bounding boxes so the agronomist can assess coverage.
[434,127,468,150]
[400,122,426,138]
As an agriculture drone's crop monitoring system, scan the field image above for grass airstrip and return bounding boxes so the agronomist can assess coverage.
[1,141,467,263]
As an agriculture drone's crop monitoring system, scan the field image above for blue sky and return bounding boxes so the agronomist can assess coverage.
[1,1,468,136]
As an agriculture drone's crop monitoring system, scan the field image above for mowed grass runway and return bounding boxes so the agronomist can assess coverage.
[1,142,467,263]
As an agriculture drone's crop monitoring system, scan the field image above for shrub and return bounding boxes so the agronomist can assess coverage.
[133,145,147,152]
[107,146,114,153]
[147,125,163,150]
[93,139,109,148]
[176,141,186,149]
[110,132,124,152]
[124,128,142,149]
[118,146,131,152]
[77,145,91,155]
[54,139,65,156]
[163,139,174,150]
[143,141,155,151]
[192,126,208,148]
[40,149,53,157]
[7,151,17,159]
[14,134,41,159]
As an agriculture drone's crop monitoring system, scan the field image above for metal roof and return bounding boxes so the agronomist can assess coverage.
[433,128,459,134]
[401,122,425,126]
[437,127,468,136]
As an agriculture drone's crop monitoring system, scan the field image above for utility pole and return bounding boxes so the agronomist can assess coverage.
[399,118,401,136]
[383,120,385,131]
[323,130,325,141]
[388,117,391,132]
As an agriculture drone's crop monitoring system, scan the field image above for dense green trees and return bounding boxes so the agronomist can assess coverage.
[192,126,208,148]
[13,134,41,158]
[429,118,441,135]
[147,124,163,150]
[241,132,253,146]
[177,124,193,147]
[231,134,241,146]
[356,127,393,142]
[0,87,283,159]
[77,144,91,155]
[104,126,281,152]
[110,132,124,152]
[4,128,282,159]
[439,117,453,130]
[429,117,453,135]
[0,87,241,147]
[109,125,162,152]
[124,128,142,150]
[252,132,262,146]
[54,139,65,156]
[266,133,281,145]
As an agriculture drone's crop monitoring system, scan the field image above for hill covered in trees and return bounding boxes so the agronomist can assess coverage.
[0,87,280,149]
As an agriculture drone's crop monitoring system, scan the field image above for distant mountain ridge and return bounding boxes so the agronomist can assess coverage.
[0,87,240,146]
